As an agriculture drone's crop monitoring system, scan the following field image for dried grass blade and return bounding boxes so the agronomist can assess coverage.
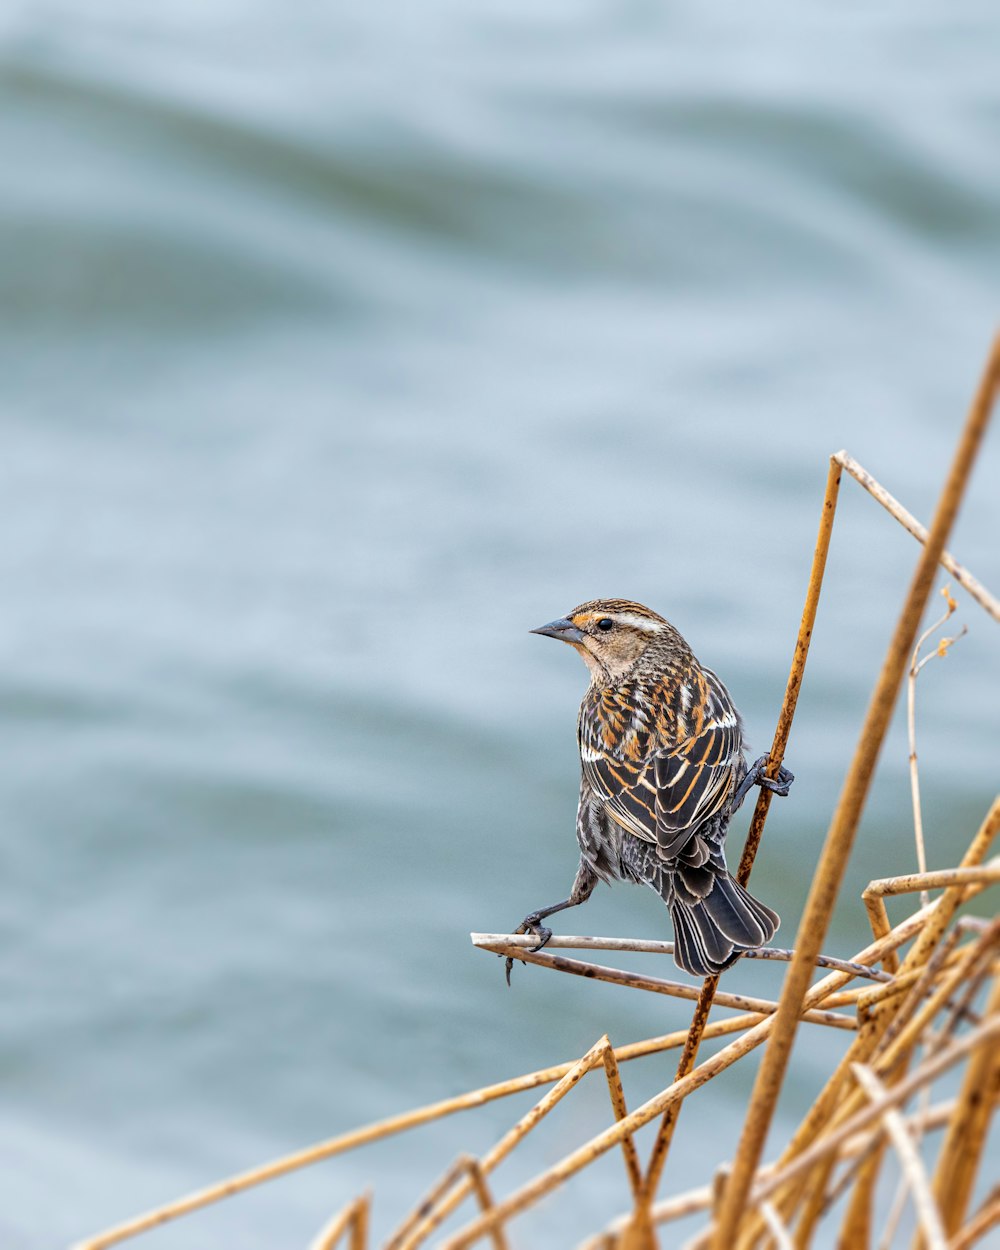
[851,1064,947,1250]
[833,450,1000,623]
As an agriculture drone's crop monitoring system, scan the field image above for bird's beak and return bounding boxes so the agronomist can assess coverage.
[531,617,584,644]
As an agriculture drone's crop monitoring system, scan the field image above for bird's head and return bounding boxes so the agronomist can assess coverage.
[531,598,677,683]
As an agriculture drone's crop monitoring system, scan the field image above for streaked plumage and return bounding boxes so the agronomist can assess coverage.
[516,598,791,979]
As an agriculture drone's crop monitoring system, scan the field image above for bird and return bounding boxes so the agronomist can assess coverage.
[510,598,793,982]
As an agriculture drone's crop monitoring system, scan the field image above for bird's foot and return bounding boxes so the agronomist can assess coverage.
[756,756,795,798]
[733,754,795,810]
[504,913,555,987]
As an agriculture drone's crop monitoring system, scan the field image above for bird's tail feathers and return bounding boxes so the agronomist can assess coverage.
[667,870,779,978]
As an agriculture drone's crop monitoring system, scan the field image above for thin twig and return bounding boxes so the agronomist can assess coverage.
[907,584,967,907]
[308,1194,370,1250]
[833,450,1000,623]
[758,1201,796,1250]
[852,1063,948,1250]
[474,941,856,1029]
[950,1185,1000,1250]
[473,933,893,982]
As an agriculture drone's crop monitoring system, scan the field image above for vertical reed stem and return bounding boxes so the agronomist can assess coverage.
[635,456,844,1220]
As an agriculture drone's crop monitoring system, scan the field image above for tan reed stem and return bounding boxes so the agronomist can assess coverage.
[70,1022,756,1250]
[434,904,952,1250]
[308,1193,370,1250]
[391,1036,641,1250]
[385,1155,507,1250]
[382,1037,612,1250]
[473,942,855,1029]
[833,450,1000,623]
[709,335,1000,1250]
[949,1185,1000,1250]
[730,810,1000,1250]
[852,1064,948,1250]
[473,933,891,982]
[920,973,1000,1246]
[593,1097,961,1245]
[636,454,845,1216]
[744,1015,1000,1209]
[443,1015,1000,1250]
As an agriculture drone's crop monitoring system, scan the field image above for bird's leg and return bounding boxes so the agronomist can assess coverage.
[731,754,795,812]
[505,861,597,986]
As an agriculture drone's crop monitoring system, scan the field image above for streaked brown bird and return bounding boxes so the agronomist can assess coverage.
[512,598,792,981]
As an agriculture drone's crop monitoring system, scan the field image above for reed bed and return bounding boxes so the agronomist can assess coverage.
[73,335,1000,1250]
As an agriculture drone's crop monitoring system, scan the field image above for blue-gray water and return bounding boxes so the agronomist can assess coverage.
[2,5,999,1247]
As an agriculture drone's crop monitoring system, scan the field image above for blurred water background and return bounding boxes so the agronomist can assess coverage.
[1,3,999,1247]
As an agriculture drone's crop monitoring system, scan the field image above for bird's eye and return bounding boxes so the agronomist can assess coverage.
[597,618,614,631]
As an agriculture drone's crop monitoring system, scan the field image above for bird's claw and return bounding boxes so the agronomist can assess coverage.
[757,758,794,798]
[732,754,795,811]
[504,914,555,986]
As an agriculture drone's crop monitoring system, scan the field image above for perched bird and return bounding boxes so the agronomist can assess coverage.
[512,598,793,981]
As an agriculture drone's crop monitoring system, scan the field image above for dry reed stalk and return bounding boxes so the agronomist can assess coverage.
[72,1019,766,1250]
[391,1036,642,1250]
[870,1086,936,1250]
[433,907,966,1250]
[836,935,967,1246]
[759,1200,796,1250]
[745,937,991,1248]
[590,1185,716,1243]
[616,1068,983,1249]
[898,801,1000,971]
[815,938,998,1247]
[921,973,1000,1246]
[819,1093,952,1218]
[590,1096,964,1247]
[851,1064,948,1250]
[474,933,893,983]
[472,942,856,1030]
[589,903,990,1249]
[832,450,1000,624]
[862,855,1000,980]
[906,587,966,908]
[746,921,1000,1249]
[927,950,991,1043]
[709,335,1000,1250]
[739,1014,1000,1209]
[770,940,955,1250]
[384,1156,507,1250]
[949,1185,1000,1250]
[631,454,846,1225]
[602,1045,645,1200]
[730,803,1000,1248]
[308,1193,370,1250]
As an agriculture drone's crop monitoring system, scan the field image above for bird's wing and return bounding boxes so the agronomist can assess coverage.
[581,668,743,856]
[581,747,659,844]
[652,668,742,857]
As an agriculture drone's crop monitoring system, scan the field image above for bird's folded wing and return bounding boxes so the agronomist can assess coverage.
[581,750,658,843]
[583,715,739,855]
[652,721,738,856]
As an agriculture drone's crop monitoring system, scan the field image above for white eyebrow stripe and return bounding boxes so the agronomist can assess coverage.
[614,613,661,632]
